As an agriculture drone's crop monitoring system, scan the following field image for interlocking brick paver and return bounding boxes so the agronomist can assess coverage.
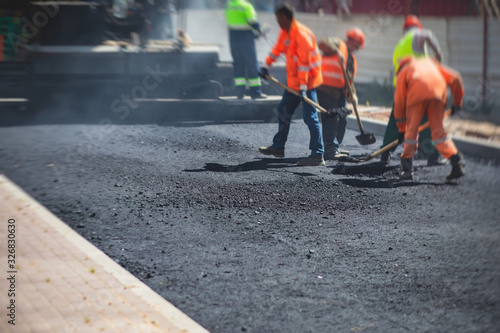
[0,175,209,333]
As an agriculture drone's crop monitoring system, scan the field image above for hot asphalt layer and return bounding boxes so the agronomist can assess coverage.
[0,119,499,332]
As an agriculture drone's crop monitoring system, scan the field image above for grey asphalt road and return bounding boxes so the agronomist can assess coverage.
[0,116,499,333]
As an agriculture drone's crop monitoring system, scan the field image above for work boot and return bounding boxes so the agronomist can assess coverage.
[324,150,348,161]
[333,151,348,160]
[446,153,466,181]
[400,158,414,180]
[380,151,391,165]
[258,146,284,158]
[251,93,268,100]
[427,151,449,166]
[297,155,325,166]
[338,149,350,155]
[323,149,335,160]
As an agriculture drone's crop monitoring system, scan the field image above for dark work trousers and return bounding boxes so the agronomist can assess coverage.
[317,89,348,156]
[229,29,262,97]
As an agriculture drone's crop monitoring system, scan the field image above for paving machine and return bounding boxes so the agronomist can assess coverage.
[0,0,280,123]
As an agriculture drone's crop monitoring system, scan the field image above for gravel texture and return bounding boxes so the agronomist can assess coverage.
[0,116,499,333]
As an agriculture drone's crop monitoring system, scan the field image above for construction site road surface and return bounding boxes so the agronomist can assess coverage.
[0,118,499,333]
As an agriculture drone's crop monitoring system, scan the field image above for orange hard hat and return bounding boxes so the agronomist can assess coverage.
[403,15,422,31]
[346,27,365,49]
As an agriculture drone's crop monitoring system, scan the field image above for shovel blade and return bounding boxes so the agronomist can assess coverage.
[338,153,371,163]
[338,155,362,163]
[356,133,377,146]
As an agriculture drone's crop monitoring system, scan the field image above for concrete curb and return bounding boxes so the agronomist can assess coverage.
[346,115,500,161]
[0,174,209,333]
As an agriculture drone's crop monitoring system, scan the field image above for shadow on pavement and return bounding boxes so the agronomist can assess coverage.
[331,161,399,177]
[339,177,453,189]
[184,158,317,176]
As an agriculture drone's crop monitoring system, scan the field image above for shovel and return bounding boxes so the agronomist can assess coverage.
[339,59,376,145]
[339,109,452,163]
[265,75,327,113]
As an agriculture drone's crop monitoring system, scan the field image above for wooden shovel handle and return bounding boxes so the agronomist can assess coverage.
[363,109,452,161]
[266,75,327,113]
[338,57,366,134]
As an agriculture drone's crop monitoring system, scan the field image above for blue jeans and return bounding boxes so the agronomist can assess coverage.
[272,90,324,156]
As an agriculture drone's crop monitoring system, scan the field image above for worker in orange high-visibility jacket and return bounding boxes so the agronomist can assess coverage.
[317,27,364,160]
[263,5,323,92]
[394,56,466,181]
[257,2,325,166]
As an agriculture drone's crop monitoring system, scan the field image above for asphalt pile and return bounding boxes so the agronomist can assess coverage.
[0,121,499,332]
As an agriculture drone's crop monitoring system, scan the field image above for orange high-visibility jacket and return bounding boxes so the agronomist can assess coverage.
[321,39,357,88]
[265,19,322,91]
[394,58,464,132]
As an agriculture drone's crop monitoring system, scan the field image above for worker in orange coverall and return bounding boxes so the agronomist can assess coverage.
[394,56,466,181]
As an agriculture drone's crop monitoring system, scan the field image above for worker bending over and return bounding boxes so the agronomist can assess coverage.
[258,2,325,166]
[381,15,444,166]
[394,57,465,181]
[225,0,265,99]
[317,27,364,160]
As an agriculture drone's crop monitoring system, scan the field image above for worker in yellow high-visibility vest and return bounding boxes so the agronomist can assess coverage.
[380,15,444,166]
[225,0,266,99]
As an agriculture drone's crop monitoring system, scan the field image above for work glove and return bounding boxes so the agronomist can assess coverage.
[398,132,405,144]
[451,105,462,116]
[260,23,270,37]
[299,86,307,101]
[258,66,269,79]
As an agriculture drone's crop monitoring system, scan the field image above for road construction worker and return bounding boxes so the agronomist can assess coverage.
[394,56,465,181]
[317,27,364,160]
[257,2,325,166]
[225,0,265,99]
[380,15,444,165]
